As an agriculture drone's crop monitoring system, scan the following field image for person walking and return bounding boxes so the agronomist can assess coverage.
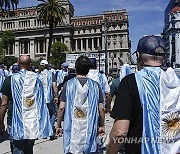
[87,58,111,112]
[56,55,105,154]
[38,60,58,140]
[107,35,180,154]
[0,55,53,154]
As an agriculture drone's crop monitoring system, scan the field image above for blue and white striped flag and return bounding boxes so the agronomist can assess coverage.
[119,64,133,81]
[11,70,53,140]
[63,77,99,153]
[135,67,180,154]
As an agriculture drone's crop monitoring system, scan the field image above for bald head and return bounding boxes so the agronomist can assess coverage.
[19,55,31,70]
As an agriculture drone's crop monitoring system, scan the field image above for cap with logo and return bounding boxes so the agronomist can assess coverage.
[40,60,48,66]
[134,35,166,56]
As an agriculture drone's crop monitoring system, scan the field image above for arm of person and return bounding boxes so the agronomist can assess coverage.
[56,101,65,137]
[53,82,58,104]
[106,119,130,154]
[105,92,111,113]
[0,95,8,135]
[56,82,67,137]
[98,102,105,135]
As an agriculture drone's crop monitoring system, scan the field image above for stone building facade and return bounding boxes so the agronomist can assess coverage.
[0,0,130,70]
[163,0,180,67]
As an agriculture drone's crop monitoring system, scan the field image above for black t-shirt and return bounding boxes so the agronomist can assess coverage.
[0,76,13,127]
[111,73,143,154]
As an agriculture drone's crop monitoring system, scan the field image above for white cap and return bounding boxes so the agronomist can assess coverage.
[40,60,48,66]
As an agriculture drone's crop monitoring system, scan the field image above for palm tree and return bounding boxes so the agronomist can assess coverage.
[37,0,66,60]
[0,0,18,16]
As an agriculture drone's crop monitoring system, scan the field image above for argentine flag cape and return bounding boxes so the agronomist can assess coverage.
[0,73,5,99]
[39,69,53,104]
[56,69,67,86]
[87,69,108,106]
[63,77,99,154]
[11,69,53,140]
[135,67,180,154]
[119,64,132,81]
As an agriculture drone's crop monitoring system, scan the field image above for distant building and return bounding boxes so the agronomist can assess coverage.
[163,0,180,67]
[0,0,131,70]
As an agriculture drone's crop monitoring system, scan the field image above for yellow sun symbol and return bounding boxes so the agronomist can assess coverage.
[25,96,35,107]
[74,109,87,119]
[161,112,180,138]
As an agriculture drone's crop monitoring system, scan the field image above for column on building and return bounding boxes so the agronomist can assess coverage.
[97,37,100,47]
[92,38,95,51]
[75,39,78,51]
[175,33,180,64]
[44,38,46,53]
[124,35,128,48]
[14,40,20,58]
[86,38,89,51]
[30,39,35,59]
[102,34,105,50]
[81,39,83,51]
[110,35,113,49]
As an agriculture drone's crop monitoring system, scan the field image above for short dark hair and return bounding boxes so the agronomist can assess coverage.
[75,56,91,76]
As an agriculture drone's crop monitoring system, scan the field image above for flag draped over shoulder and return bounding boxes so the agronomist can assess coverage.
[39,69,53,104]
[56,70,67,86]
[119,64,132,81]
[135,67,180,154]
[11,70,53,140]
[63,77,99,154]
[0,74,5,99]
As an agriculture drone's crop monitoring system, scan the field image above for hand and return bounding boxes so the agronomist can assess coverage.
[0,123,5,135]
[54,97,58,104]
[105,108,111,114]
[98,126,105,137]
[56,127,62,137]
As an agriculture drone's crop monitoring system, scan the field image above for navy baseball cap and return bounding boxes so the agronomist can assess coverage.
[133,35,166,56]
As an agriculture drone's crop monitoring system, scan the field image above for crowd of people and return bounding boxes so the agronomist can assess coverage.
[0,35,180,154]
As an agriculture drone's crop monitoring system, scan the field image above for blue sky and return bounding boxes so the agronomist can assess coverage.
[19,0,170,53]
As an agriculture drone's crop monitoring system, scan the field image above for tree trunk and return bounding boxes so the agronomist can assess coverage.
[47,22,54,60]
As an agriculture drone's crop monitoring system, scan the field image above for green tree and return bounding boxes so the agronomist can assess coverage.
[49,41,68,68]
[0,56,18,68]
[1,30,15,54]
[0,41,5,60]
[37,0,66,60]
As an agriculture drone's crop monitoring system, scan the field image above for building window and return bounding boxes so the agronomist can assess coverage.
[39,40,44,53]
[114,42,116,48]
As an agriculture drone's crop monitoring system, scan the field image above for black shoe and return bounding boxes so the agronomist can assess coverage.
[49,136,57,140]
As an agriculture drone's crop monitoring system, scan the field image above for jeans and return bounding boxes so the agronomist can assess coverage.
[10,139,35,154]
[47,103,56,136]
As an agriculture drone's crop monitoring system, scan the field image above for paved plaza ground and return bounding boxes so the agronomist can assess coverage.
[0,114,114,154]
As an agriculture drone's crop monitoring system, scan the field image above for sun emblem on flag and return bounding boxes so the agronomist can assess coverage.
[25,96,35,107]
[74,108,87,119]
[161,112,180,138]
[42,80,46,86]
